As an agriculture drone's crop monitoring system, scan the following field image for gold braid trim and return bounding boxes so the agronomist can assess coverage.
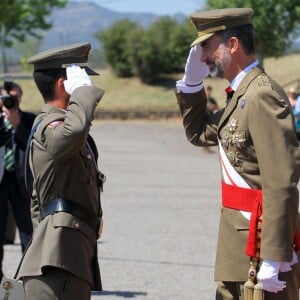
[198,25,226,37]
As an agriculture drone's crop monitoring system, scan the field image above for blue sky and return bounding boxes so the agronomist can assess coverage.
[73,0,205,15]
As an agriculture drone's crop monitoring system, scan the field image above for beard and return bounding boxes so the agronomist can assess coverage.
[209,63,220,78]
[207,44,232,79]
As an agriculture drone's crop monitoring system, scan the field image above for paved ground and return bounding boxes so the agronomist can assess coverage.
[3,120,223,299]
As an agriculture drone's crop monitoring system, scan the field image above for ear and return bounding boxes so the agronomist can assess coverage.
[228,37,239,54]
[57,77,65,92]
[56,77,69,98]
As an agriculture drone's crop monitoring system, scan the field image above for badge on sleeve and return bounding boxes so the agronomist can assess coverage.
[47,120,63,128]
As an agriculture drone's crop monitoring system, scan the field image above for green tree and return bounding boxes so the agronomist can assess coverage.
[97,16,197,83]
[132,17,196,83]
[0,0,67,73]
[166,19,197,72]
[131,29,162,83]
[96,19,142,77]
[205,0,300,63]
[145,17,194,74]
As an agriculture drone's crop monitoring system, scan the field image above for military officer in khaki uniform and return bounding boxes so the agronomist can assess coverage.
[175,8,300,300]
[16,43,105,300]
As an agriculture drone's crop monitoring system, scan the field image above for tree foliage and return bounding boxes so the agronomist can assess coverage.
[98,1,300,82]
[132,17,183,83]
[205,0,300,61]
[0,0,67,72]
[97,17,195,83]
[96,19,141,77]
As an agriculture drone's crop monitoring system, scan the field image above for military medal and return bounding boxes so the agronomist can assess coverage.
[228,118,238,133]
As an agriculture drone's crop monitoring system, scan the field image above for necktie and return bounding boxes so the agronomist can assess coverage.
[4,119,14,171]
[225,86,234,104]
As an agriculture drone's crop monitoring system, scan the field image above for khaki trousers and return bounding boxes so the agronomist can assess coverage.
[23,267,91,300]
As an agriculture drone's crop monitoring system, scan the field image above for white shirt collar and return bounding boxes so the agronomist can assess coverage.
[230,60,259,91]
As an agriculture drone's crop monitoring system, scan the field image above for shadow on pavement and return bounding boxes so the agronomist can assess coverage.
[92,290,147,298]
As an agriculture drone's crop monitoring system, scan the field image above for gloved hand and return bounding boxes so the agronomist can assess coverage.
[279,250,299,272]
[182,44,210,86]
[63,65,92,95]
[257,259,286,293]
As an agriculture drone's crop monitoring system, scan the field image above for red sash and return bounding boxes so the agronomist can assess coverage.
[222,181,300,257]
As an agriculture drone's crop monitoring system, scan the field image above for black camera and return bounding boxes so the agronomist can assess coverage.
[1,94,18,109]
[0,78,18,109]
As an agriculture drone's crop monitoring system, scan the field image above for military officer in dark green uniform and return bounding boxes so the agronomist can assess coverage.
[16,43,105,300]
[175,8,300,300]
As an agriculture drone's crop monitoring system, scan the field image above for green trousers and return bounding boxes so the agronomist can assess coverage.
[23,267,91,300]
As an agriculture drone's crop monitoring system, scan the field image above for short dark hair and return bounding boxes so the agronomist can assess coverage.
[1,82,23,97]
[216,24,255,55]
[33,69,66,102]
[10,82,23,97]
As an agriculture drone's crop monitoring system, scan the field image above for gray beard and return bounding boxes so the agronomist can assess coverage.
[209,66,223,78]
[209,67,219,78]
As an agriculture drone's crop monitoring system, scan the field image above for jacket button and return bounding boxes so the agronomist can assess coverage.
[74,222,80,229]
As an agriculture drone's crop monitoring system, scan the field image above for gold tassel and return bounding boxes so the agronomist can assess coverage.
[244,263,257,300]
[253,281,264,300]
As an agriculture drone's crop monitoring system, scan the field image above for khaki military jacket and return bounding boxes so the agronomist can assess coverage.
[176,66,300,281]
[17,86,104,290]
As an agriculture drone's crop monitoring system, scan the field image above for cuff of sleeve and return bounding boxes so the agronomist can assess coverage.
[176,80,203,94]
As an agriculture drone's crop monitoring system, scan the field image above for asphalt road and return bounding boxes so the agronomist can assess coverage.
[3,120,222,299]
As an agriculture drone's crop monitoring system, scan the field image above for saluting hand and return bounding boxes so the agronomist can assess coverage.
[182,44,210,86]
[63,65,92,95]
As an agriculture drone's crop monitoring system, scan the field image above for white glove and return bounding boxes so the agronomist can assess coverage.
[257,259,286,293]
[182,44,210,86]
[279,250,299,272]
[279,261,292,272]
[63,65,92,95]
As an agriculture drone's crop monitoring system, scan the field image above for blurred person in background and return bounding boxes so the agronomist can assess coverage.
[0,79,34,281]
[5,202,16,244]
[291,87,300,140]
[205,84,219,115]
[287,87,297,109]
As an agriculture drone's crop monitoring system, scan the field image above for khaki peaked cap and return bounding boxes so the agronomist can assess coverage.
[27,42,99,75]
[190,8,253,46]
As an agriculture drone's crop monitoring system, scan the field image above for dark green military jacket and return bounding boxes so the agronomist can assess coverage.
[17,86,104,290]
[176,66,300,282]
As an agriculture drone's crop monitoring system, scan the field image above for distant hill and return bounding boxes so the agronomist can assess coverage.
[40,1,187,50]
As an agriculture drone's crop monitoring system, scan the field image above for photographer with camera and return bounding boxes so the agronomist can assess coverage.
[0,78,34,281]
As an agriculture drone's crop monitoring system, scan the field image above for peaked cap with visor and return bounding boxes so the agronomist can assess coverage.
[27,42,99,75]
[190,8,254,46]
